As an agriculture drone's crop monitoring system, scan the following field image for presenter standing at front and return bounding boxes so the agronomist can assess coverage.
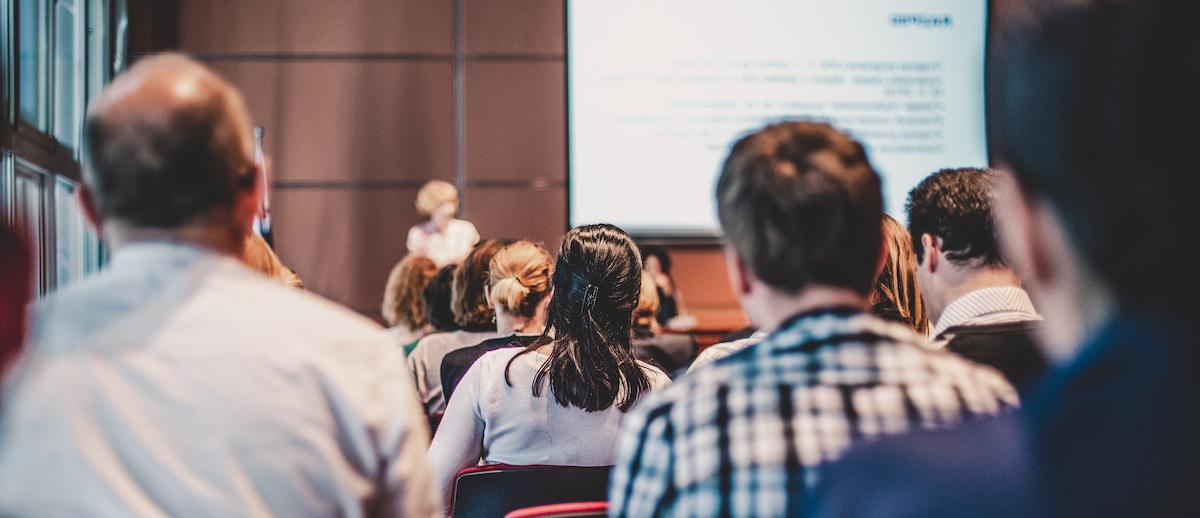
[407,180,480,267]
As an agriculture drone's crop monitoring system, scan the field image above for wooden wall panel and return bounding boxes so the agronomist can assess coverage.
[465,0,564,55]
[465,61,564,183]
[206,60,454,184]
[462,186,566,251]
[271,188,420,316]
[179,0,452,54]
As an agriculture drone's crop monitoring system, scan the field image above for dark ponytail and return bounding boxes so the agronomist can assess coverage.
[506,224,651,412]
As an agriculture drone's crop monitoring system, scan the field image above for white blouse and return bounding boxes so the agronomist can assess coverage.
[428,347,670,507]
[406,219,480,267]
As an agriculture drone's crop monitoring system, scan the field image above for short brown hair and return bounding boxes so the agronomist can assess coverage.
[382,255,438,328]
[717,121,883,295]
[452,239,507,329]
[84,53,257,228]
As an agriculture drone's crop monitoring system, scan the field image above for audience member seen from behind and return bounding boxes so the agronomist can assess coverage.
[0,54,436,516]
[408,239,504,415]
[870,215,929,334]
[383,254,439,349]
[429,224,670,513]
[691,215,926,373]
[640,245,693,329]
[908,167,1045,392]
[631,271,697,377]
[1,225,31,377]
[804,1,1200,516]
[608,121,1018,517]
[441,240,553,403]
[412,264,461,358]
[242,231,304,289]
[407,180,480,267]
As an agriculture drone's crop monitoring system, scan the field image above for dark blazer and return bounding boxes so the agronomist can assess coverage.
[803,312,1200,517]
[940,320,1048,395]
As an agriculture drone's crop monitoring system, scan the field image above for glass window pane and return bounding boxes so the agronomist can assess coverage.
[54,0,83,149]
[86,0,109,105]
[54,176,88,287]
[13,168,46,296]
[18,0,48,128]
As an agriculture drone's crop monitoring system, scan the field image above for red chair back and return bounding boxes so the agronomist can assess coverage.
[450,464,612,518]
[504,501,608,518]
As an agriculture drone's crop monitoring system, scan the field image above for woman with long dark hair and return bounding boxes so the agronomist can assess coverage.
[428,224,670,511]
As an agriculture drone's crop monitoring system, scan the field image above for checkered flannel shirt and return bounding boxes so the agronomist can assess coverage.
[608,306,1019,517]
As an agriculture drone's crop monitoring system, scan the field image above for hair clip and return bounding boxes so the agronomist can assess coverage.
[583,284,600,310]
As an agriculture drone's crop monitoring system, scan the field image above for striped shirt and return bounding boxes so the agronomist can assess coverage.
[931,287,1041,339]
[608,307,1019,518]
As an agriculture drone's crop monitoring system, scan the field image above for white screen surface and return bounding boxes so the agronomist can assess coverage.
[568,0,988,236]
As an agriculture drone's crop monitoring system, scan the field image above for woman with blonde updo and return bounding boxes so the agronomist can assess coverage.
[440,240,553,402]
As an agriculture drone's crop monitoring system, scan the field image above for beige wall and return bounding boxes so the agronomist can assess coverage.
[138,0,743,327]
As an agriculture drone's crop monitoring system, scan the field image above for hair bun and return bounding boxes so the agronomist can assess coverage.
[490,276,531,312]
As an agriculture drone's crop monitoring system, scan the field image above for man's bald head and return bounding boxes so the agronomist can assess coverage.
[84,53,257,229]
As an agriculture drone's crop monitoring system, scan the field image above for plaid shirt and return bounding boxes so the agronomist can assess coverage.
[608,307,1019,517]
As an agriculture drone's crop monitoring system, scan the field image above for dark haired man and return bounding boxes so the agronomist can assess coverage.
[608,121,1018,517]
[804,0,1200,516]
[0,55,437,516]
[907,167,1046,392]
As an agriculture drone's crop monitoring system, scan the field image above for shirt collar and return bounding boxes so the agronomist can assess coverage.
[932,286,1039,338]
[109,241,224,270]
[762,305,873,353]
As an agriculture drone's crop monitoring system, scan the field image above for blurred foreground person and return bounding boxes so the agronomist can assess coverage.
[609,122,1017,517]
[0,54,436,517]
[805,1,1200,516]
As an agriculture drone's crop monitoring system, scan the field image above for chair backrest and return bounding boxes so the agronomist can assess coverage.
[450,465,612,518]
[504,501,608,518]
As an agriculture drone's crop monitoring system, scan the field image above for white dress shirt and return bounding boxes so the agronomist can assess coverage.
[407,329,498,415]
[428,347,670,511]
[406,219,480,267]
[0,242,437,517]
[687,331,767,372]
[931,286,1042,340]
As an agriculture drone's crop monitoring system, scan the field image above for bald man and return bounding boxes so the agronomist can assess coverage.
[0,54,438,517]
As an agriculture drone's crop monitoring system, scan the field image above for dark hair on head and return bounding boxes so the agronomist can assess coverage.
[84,53,257,228]
[988,0,1200,310]
[905,167,1004,267]
[423,265,460,332]
[639,245,672,274]
[871,215,929,333]
[452,239,509,330]
[717,121,883,295]
[507,224,651,412]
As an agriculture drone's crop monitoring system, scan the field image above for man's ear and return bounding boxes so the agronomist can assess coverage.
[723,244,753,297]
[77,184,104,238]
[237,161,265,228]
[920,233,939,274]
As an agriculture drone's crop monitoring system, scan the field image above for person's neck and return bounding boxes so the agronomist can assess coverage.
[748,285,867,333]
[105,221,244,257]
[495,311,543,336]
[931,266,1024,325]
